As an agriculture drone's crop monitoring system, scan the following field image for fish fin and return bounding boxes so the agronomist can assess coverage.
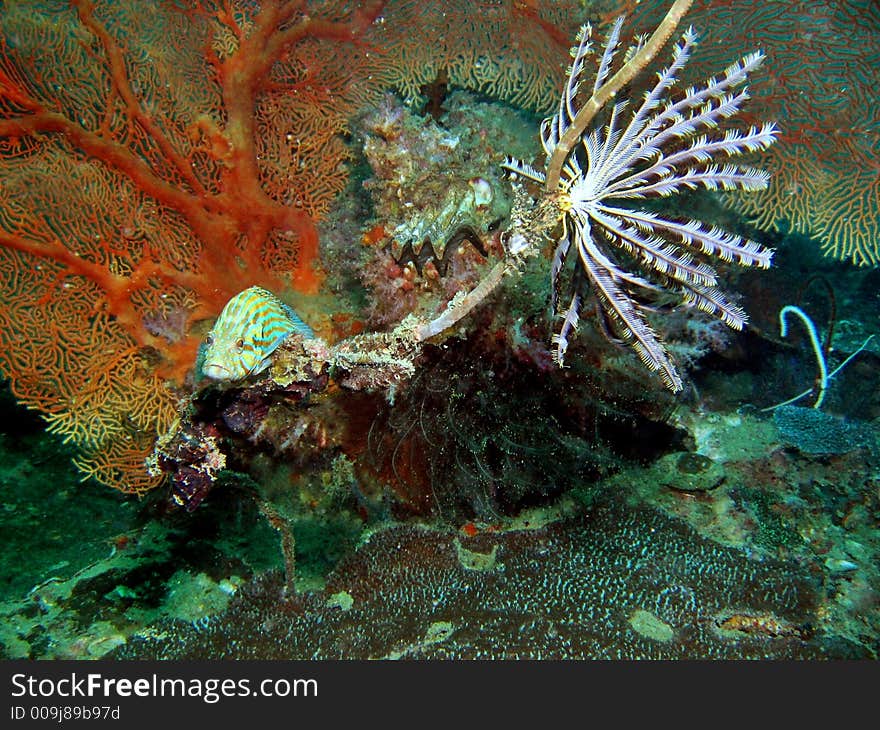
[279,302,314,339]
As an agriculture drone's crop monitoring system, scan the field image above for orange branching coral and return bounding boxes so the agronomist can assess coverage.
[368,0,590,112]
[619,0,880,265]
[0,0,387,493]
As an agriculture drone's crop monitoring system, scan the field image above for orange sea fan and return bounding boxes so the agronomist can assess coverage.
[369,0,590,112]
[0,0,388,493]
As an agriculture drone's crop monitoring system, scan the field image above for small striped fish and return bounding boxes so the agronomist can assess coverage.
[202,286,314,381]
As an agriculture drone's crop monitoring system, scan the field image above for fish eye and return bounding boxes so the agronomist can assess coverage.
[236,338,245,350]
[205,334,214,346]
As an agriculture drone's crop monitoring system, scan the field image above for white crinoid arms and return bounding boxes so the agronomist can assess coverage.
[503,18,778,392]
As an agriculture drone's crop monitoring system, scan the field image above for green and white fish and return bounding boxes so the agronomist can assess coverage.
[202,286,314,381]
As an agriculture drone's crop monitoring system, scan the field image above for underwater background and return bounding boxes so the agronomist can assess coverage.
[0,0,878,659]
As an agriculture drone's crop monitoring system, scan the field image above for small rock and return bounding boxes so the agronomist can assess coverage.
[824,558,858,574]
[659,452,725,492]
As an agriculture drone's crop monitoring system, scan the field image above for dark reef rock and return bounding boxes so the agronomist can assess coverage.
[115,497,862,659]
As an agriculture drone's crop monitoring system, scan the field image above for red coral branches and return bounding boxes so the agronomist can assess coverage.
[0,0,386,493]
